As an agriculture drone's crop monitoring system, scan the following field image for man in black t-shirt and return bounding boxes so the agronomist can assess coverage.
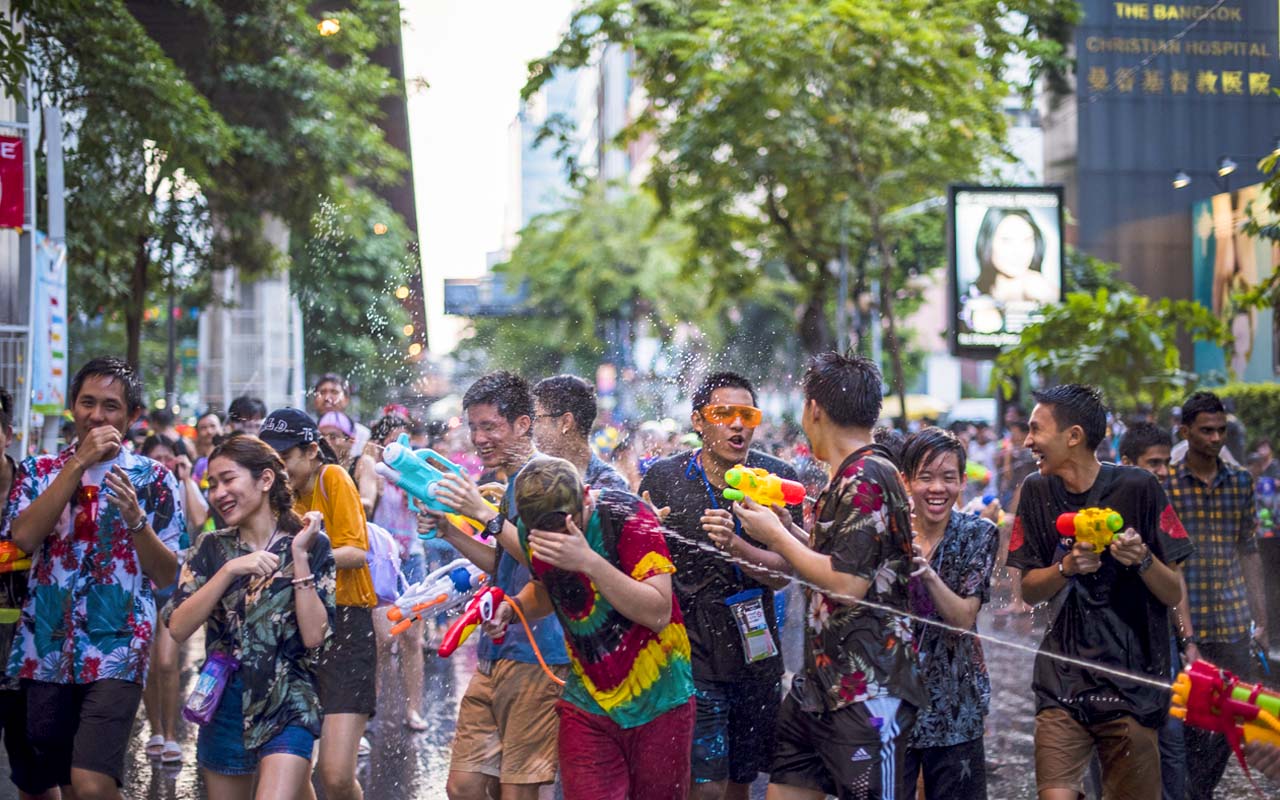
[1008,385,1192,800]
[639,372,801,799]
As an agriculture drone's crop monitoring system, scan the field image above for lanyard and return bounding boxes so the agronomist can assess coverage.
[684,450,744,580]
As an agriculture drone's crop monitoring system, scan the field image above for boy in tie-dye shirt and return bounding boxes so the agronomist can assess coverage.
[499,455,694,800]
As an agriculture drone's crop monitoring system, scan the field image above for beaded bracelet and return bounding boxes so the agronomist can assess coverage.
[291,575,316,588]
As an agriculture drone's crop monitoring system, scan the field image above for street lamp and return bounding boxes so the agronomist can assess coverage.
[1172,170,1191,189]
[1217,155,1238,178]
[317,18,341,36]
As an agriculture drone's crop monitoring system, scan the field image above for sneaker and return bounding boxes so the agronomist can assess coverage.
[358,736,371,757]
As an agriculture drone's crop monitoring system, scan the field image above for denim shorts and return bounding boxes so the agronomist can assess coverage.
[196,674,315,775]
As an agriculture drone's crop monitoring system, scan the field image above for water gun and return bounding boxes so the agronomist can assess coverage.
[374,433,499,538]
[438,586,506,657]
[1171,660,1280,787]
[385,558,489,636]
[965,461,991,485]
[0,542,31,574]
[1055,507,1124,550]
[722,465,806,506]
[961,493,1006,526]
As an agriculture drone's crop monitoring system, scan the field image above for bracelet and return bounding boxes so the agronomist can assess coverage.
[126,516,147,534]
[291,575,315,588]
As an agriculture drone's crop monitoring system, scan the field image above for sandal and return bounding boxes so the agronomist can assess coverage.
[161,740,182,764]
[146,735,165,758]
[405,711,428,732]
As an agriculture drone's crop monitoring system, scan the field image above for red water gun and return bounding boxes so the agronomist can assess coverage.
[1171,660,1280,792]
[0,541,31,574]
[438,587,506,657]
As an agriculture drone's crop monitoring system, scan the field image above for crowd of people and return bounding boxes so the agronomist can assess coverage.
[0,353,1277,800]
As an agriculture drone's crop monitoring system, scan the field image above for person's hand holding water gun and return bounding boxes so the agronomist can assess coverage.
[432,470,501,531]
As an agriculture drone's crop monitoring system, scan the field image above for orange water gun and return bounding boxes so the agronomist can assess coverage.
[0,541,31,574]
[1171,660,1280,793]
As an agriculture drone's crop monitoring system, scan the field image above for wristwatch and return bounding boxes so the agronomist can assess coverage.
[482,513,506,540]
[1135,547,1154,574]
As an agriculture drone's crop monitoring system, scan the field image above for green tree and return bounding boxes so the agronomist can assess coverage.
[526,0,1077,393]
[992,287,1230,414]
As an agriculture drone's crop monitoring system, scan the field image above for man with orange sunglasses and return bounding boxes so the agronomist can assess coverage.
[639,372,802,800]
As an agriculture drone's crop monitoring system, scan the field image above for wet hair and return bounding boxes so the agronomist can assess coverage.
[1119,421,1172,464]
[691,372,757,412]
[1180,390,1226,427]
[0,385,11,431]
[1032,384,1108,451]
[70,356,144,413]
[901,427,968,480]
[141,434,189,460]
[207,435,304,534]
[313,373,348,395]
[801,352,882,429]
[462,371,533,425]
[228,396,267,423]
[532,375,598,438]
[370,414,412,445]
[974,207,1046,295]
[872,425,907,468]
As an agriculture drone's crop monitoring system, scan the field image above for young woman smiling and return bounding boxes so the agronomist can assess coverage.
[164,435,335,800]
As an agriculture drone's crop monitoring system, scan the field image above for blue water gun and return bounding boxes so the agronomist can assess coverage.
[374,434,498,537]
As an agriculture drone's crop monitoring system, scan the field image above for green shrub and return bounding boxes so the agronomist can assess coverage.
[1214,383,1280,447]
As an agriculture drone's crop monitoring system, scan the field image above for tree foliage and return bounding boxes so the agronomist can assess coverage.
[992,287,1230,414]
[526,0,1078,362]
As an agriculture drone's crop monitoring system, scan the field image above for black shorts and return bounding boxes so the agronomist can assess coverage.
[0,687,59,794]
[24,677,143,788]
[770,691,916,800]
[691,674,782,784]
[905,737,988,800]
[316,605,377,717]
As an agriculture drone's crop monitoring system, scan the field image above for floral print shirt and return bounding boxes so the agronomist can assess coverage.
[798,444,926,713]
[163,527,336,749]
[907,510,998,748]
[5,446,185,685]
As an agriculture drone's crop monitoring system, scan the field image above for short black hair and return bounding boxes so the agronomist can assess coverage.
[1009,419,1029,437]
[313,373,348,394]
[1119,421,1172,464]
[533,375,598,438]
[148,407,175,428]
[901,427,968,479]
[370,414,411,444]
[197,409,225,424]
[141,433,189,460]
[691,371,757,412]
[228,396,267,422]
[872,425,906,468]
[70,356,144,413]
[463,371,533,424]
[1031,384,1108,451]
[1180,390,1226,427]
[0,385,11,431]
[802,352,882,429]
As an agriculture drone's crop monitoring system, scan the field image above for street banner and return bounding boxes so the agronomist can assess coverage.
[30,232,68,415]
[0,135,22,229]
[948,184,1065,358]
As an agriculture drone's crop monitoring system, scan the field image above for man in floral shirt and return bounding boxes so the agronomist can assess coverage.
[735,353,926,800]
[4,358,182,798]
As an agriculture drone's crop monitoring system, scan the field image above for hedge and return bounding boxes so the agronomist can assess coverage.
[1214,382,1280,447]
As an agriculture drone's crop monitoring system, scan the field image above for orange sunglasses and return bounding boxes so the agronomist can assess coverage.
[699,404,763,428]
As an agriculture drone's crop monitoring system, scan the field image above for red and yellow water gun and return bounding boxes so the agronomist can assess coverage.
[1171,660,1280,790]
[1055,508,1124,551]
[723,466,805,506]
[0,541,31,574]
[438,587,506,657]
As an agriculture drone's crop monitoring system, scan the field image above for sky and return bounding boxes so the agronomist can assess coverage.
[401,0,574,355]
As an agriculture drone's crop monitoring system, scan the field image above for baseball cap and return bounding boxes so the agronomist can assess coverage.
[513,455,585,533]
[259,408,321,454]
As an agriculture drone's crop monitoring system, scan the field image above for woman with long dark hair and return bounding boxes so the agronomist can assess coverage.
[164,435,335,799]
[972,207,1053,304]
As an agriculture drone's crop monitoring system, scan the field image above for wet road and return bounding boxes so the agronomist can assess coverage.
[0,603,1266,799]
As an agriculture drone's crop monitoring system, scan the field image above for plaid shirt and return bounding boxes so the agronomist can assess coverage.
[1164,457,1258,643]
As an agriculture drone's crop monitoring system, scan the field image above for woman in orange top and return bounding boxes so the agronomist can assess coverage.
[260,408,374,800]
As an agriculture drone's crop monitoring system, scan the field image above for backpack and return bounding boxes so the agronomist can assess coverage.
[365,521,404,606]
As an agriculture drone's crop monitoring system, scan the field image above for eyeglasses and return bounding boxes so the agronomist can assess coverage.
[699,404,763,428]
[322,431,352,445]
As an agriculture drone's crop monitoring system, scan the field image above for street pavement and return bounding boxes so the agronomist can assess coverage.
[0,606,1263,799]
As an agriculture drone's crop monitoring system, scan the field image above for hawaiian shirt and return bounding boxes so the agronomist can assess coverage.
[5,446,185,685]
[163,527,336,749]
[1165,457,1257,643]
[798,444,927,713]
[908,510,999,748]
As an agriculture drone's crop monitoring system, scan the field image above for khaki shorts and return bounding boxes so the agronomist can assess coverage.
[1034,708,1161,800]
[450,659,568,784]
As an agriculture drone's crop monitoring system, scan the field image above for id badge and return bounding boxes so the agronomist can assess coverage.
[725,588,778,664]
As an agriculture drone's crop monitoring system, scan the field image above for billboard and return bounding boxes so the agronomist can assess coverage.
[948,185,1065,358]
[1191,182,1280,381]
